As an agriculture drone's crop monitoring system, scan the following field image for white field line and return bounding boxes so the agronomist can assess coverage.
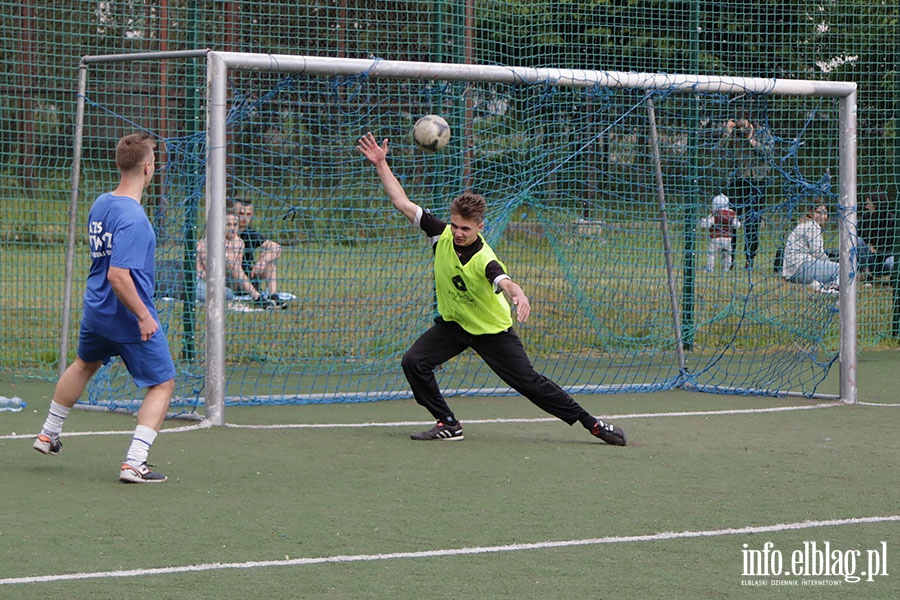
[0,422,209,440]
[2,515,899,586]
[222,402,847,430]
[0,401,845,440]
[2,402,896,586]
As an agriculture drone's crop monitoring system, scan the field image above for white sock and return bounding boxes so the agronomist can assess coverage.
[125,425,158,466]
[41,401,71,438]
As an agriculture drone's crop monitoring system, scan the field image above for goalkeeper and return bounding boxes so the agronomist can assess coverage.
[357,132,626,445]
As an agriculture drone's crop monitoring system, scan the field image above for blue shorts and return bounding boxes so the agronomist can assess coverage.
[77,323,177,388]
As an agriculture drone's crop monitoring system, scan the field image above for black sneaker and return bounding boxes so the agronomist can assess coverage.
[119,462,168,483]
[33,433,63,455]
[253,295,278,310]
[269,295,289,310]
[591,419,627,446]
[410,420,464,441]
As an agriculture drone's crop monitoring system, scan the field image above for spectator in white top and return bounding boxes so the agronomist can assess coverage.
[782,203,839,291]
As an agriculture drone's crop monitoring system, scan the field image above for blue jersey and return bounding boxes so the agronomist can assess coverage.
[82,192,159,342]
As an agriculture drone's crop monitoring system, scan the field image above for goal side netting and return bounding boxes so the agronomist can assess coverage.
[67,52,857,421]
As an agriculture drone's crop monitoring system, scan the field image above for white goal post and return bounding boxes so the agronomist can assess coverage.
[203,52,858,425]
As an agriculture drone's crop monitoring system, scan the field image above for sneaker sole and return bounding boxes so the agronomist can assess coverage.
[119,465,168,484]
[604,431,627,446]
[119,473,168,483]
[33,435,62,456]
[410,433,465,441]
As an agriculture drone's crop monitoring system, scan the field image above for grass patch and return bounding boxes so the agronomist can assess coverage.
[1,370,898,599]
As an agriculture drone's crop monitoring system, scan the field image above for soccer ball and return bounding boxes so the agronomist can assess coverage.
[412,115,451,153]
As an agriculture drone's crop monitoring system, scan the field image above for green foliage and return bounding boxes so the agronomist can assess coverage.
[1,0,898,395]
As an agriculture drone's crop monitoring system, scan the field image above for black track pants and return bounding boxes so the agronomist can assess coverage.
[401,318,592,425]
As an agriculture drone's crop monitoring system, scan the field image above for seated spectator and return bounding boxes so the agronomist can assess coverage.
[698,193,741,272]
[196,212,269,305]
[856,192,896,281]
[782,203,839,292]
[232,198,283,298]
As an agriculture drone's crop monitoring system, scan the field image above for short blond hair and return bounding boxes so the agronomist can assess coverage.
[116,132,155,172]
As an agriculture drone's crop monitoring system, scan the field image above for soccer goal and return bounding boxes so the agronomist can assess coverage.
[66,51,857,423]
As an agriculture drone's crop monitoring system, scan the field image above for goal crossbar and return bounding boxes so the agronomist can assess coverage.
[209,51,857,97]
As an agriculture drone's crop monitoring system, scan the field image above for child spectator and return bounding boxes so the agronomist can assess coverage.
[699,193,742,272]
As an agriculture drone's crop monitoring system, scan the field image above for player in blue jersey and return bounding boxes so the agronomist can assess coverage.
[33,132,177,483]
[357,132,626,445]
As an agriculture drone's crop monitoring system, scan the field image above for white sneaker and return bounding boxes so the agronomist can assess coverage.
[810,281,838,294]
[33,434,63,455]
[119,462,168,483]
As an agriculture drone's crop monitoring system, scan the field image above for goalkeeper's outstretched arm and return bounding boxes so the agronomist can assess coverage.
[357,132,420,223]
[498,278,531,323]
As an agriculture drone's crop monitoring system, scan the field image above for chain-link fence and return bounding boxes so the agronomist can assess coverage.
[1,1,897,381]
